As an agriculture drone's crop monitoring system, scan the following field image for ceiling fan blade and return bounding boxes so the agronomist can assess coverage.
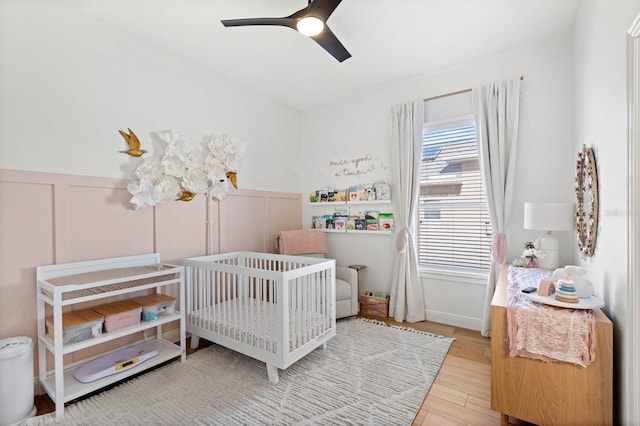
[287,4,313,19]
[221,17,296,29]
[310,26,351,62]
[308,0,343,21]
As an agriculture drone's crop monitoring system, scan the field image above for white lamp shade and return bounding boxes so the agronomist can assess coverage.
[524,202,575,231]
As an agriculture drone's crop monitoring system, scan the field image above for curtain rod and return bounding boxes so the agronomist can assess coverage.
[423,75,524,102]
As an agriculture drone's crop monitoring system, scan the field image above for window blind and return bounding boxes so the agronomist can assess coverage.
[418,123,492,272]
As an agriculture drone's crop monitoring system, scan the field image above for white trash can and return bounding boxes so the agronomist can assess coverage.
[0,337,36,426]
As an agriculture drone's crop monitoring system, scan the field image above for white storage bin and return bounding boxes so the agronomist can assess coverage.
[0,336,36,426]
[91,300,141,332]
[46,309,104,344]
[129,293,176,321]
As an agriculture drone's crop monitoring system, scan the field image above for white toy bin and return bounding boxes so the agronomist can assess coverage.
[0,336,36,426]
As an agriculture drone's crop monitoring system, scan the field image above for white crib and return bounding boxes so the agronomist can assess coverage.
[183,251,336,384]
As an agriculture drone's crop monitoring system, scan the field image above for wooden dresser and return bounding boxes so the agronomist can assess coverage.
[490,264,613,426]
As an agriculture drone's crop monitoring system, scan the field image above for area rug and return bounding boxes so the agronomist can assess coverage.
[29,318,454,426]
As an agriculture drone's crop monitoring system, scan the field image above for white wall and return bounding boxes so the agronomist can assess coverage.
[300,38,575,329]
[572,1,640,423]
[0,1,301,193]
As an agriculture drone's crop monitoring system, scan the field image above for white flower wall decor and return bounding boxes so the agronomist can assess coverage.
[123,129,246,208]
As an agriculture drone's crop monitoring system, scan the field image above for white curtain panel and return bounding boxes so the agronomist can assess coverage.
[474,79,521,337]
[389,100,426,323]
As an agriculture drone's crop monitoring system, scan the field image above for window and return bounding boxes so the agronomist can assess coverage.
[417,118,492,273]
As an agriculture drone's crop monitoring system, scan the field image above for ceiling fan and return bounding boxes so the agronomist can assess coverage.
[221,0,351,62]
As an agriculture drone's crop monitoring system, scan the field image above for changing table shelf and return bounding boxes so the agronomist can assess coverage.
[39,339,180,403]
[38,312,182,355]
[36,253,186,420]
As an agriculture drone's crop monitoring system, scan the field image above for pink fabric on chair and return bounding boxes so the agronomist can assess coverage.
[276,230,328,255]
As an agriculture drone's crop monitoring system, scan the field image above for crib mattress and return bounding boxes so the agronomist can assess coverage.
[188,298,331,353]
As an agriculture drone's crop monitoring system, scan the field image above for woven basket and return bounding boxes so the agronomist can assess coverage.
[360,294,389,317]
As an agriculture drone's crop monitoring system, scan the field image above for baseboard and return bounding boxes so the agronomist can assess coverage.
[33,329,184,397]
[425,309,481,331]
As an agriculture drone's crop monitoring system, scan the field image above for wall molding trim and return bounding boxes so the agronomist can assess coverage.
[626,12,640,426]
[425,309,481,332]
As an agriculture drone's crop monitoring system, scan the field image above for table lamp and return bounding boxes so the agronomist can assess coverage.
[524,202,575,269]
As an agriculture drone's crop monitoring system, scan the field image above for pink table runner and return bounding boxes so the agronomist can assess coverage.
[506,266,596,367]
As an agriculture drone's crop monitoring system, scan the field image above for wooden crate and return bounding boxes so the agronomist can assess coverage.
[360,294,389,317]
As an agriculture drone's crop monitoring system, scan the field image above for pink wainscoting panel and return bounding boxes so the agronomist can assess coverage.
[67,185,154,262]
[218,191,268,253]
[155,195,208,265]
[0,181,55,340]
[268,194,303,253]
[218,189,302,254]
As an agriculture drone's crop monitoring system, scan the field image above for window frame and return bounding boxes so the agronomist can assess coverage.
[416,115,492,278]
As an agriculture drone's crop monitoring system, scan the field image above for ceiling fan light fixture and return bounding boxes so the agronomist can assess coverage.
[296,16,324,36]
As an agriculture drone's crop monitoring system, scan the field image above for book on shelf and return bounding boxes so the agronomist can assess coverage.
[365,210,379,231]
[374,183,391,201]
[354,218,366,230]
[349,184,376,201]
[333,206,349,217]
[333,189,348,202]
[348,185,359,202]
[379,212,394,231]
[324,215,334,229]
[312,216,326,229]
[365,210,379,219]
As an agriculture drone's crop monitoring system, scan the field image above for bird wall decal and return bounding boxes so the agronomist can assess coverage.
[177,190,196,202]
[118,128,148,157]
[226,171,238,189]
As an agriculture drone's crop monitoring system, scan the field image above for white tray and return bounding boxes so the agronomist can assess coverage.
[523,292,604,309]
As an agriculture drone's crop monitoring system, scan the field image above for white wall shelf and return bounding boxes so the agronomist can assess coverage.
[346,229,392,235]
[310,228,392,235]
[309,199,391,206]
[309,199,394,234]
[346,200,392,205]
[308,201,347,206]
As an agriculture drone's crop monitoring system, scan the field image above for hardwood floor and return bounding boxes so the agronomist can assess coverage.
[34,316,528,425]
[357,314,501,426]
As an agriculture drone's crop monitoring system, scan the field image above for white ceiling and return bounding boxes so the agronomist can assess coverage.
[61,0,579,111]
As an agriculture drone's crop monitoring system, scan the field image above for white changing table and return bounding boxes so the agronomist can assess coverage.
[36,253,186,420]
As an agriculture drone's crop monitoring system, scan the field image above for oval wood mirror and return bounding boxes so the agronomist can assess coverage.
[575,145,599,257]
